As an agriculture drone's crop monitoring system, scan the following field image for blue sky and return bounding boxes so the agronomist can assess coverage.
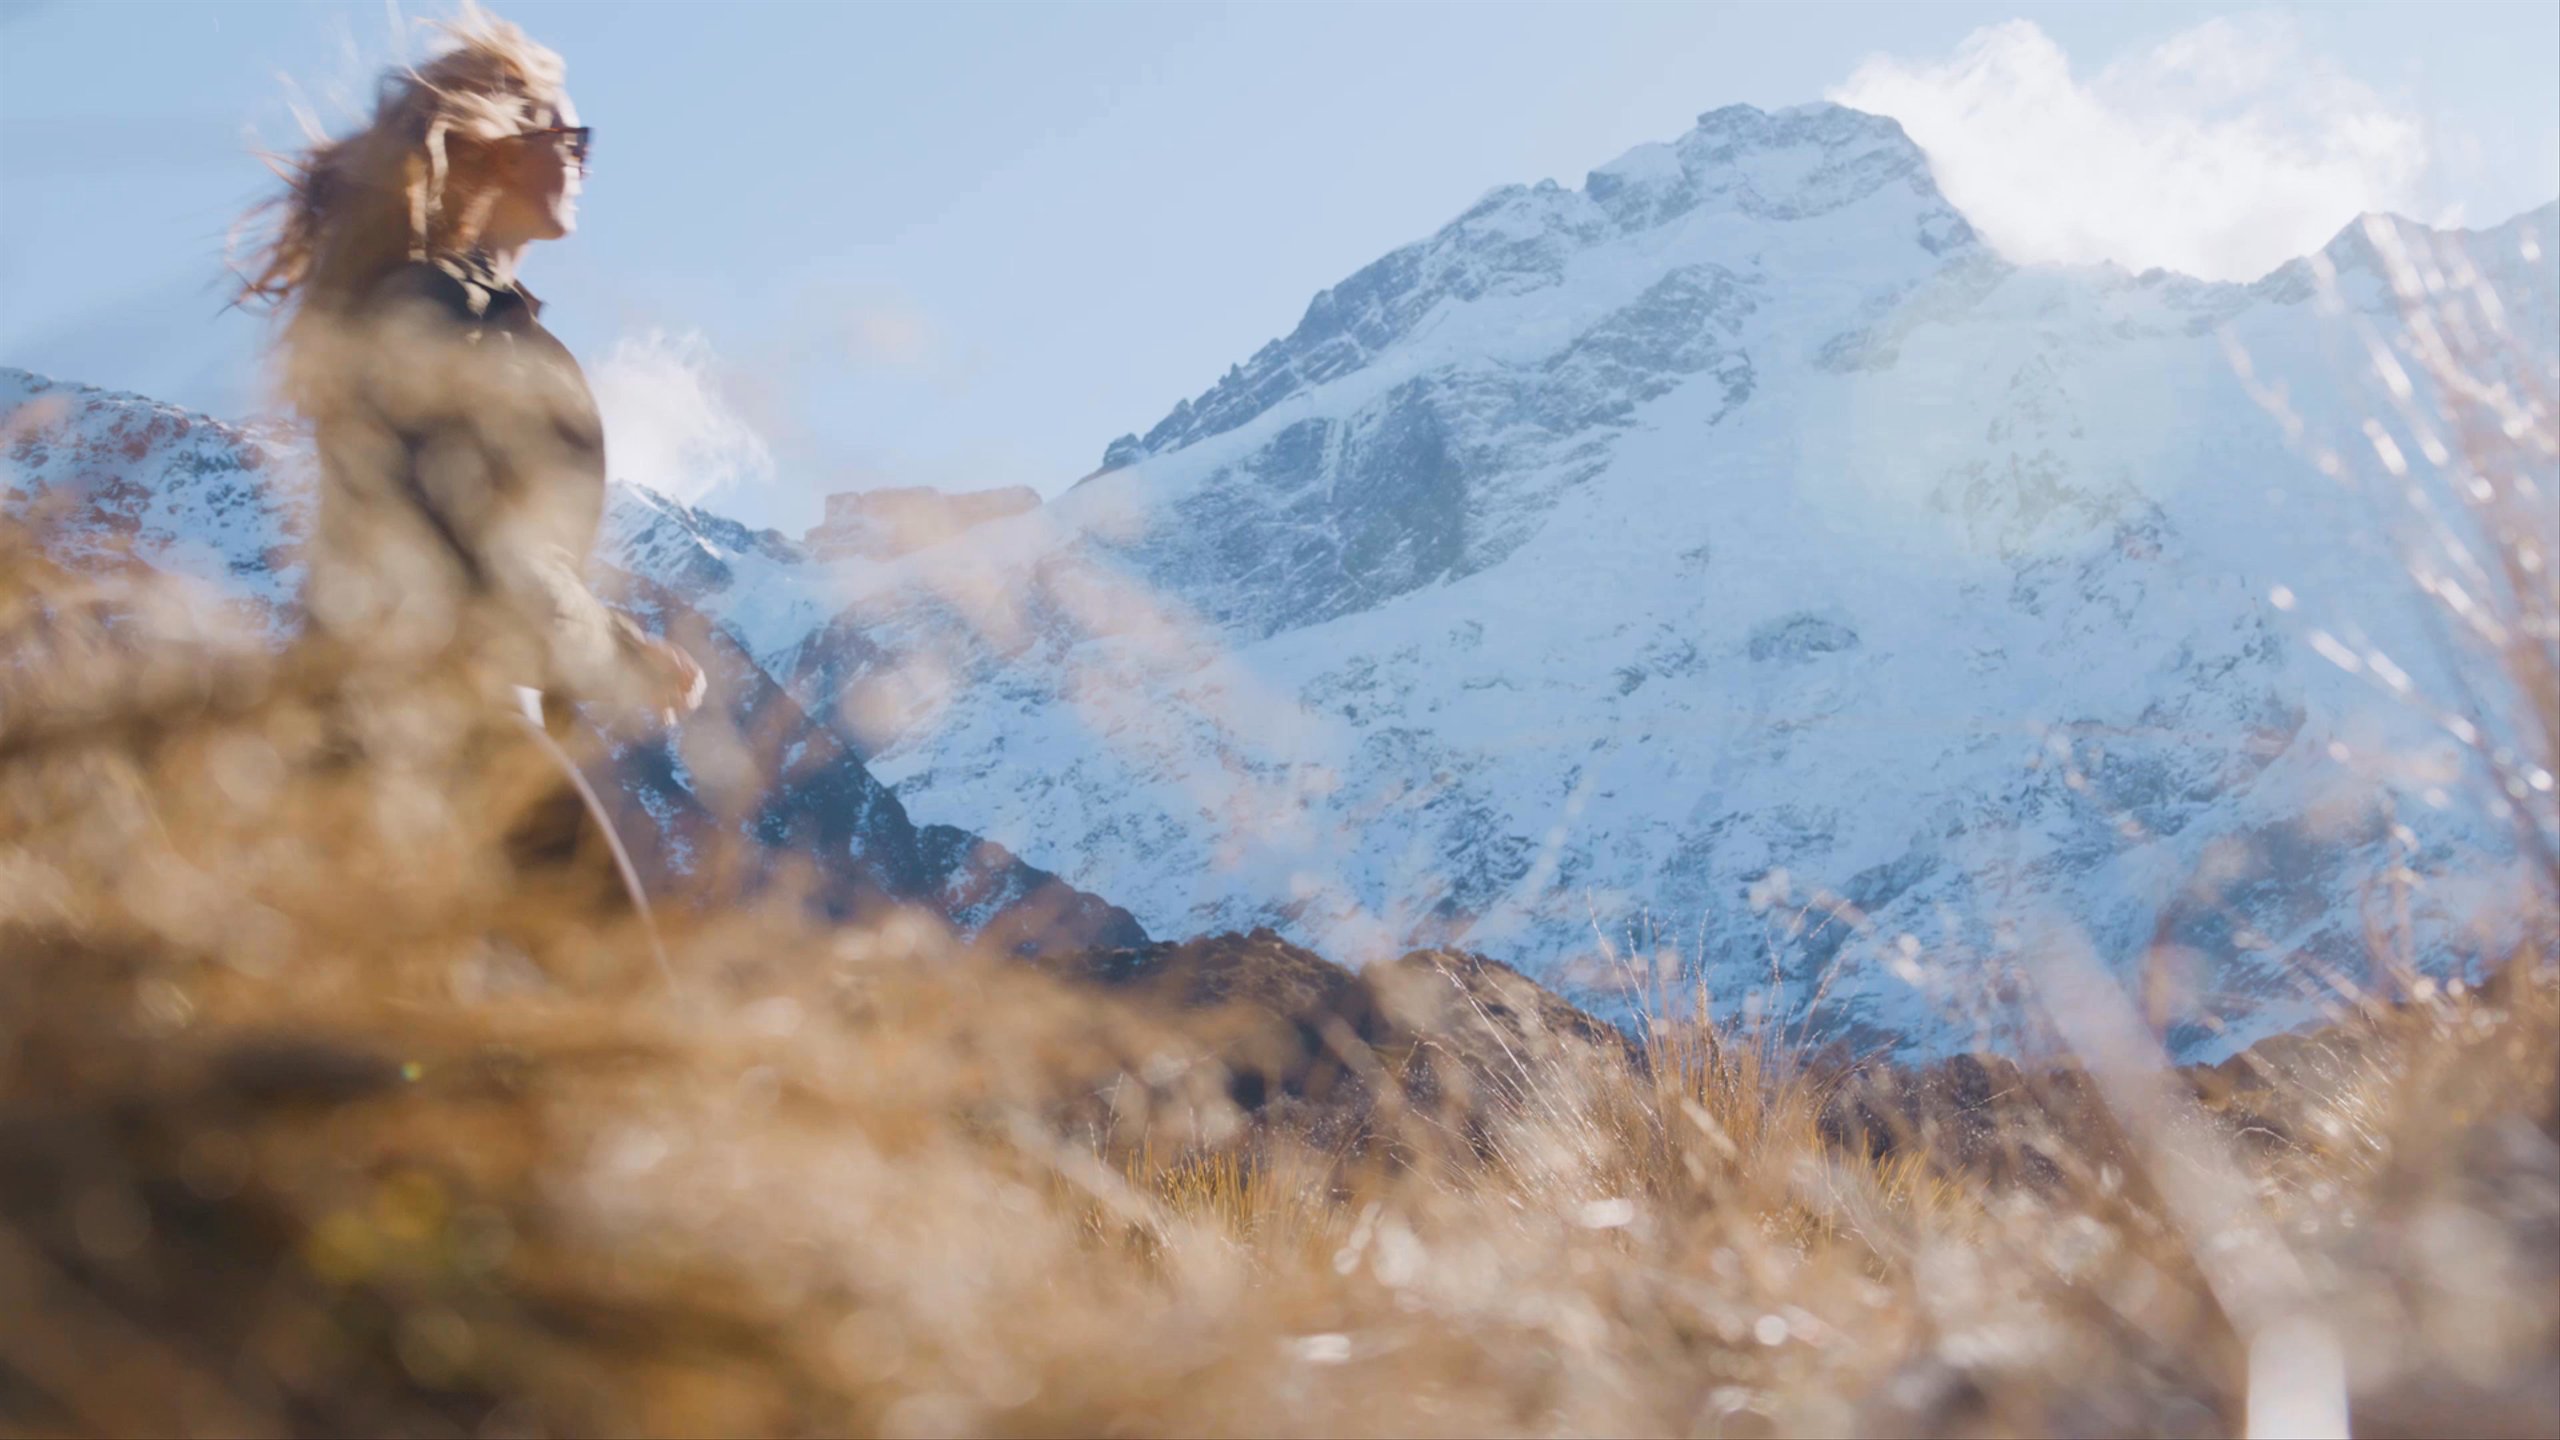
[3,1,2555,531]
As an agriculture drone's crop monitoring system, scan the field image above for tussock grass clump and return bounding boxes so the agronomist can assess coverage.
[1,529,2555,1438]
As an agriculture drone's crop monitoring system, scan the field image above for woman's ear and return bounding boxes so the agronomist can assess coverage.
[437,133,501,188]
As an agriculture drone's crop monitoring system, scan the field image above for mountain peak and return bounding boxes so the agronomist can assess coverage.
[866,133,2554,1060]
[2239,201,2560,306]
[1100,100,1966,471]
[1578,101,1935,234]
[1689,99,1915,146]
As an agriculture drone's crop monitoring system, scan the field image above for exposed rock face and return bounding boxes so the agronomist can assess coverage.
[1363,946,1637,1078]
[802,485,1039,561]
[595,566,1145,956]
[1053,928,1635,1133]
[0,368,1142,958]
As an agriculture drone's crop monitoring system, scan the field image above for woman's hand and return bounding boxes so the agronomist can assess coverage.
[646,637,707,725]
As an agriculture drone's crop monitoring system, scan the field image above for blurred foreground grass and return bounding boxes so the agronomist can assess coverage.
[0,531,2553,1439]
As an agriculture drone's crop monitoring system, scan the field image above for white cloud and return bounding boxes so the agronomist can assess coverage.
[1832,17,2435,281]
[589,329,776,513]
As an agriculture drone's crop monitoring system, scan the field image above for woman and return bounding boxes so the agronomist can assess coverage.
[237,12,702,725]
[236,14,702,958]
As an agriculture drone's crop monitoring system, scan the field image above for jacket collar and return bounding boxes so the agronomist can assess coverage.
[427,248,544,320]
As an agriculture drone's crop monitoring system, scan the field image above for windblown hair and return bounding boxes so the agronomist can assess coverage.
[232,10,565,354]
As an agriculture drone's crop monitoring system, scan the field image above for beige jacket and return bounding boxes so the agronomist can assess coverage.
[302,251,666,716]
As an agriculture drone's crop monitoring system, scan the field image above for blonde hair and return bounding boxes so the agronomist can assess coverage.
[233,9,566,335]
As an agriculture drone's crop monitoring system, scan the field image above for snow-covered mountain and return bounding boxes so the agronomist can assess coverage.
[0,367,1145,957]
[11,101,2552,1059]
[611,102,2551,1059]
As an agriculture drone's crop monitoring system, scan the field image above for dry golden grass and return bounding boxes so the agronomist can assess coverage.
[0,527,2554,1440]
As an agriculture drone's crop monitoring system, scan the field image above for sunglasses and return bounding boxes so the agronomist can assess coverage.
[509,124,593,171]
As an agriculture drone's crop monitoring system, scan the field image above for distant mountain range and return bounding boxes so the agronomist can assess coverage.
[0,366,1144,958]
[9,101,2553,1059]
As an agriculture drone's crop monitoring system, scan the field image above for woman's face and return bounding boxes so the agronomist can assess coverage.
[483,96,584,244]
